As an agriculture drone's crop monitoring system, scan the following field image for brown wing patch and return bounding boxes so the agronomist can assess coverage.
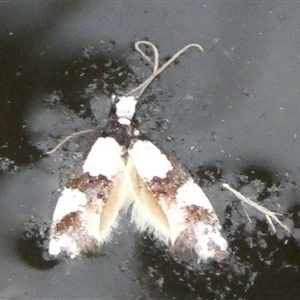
[66,171,125,232]
[49,166,125,258]
[53,210,100,256]
[147,152,190,207]
[54,211,82,234]
[68,173,113,206]
[184,205,218,228]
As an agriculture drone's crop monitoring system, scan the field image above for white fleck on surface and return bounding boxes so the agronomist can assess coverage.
[83,137,123,179]
[52,188,87,222]
[115,96,137,120]
[176,180,213,209]
[129,140,173,181]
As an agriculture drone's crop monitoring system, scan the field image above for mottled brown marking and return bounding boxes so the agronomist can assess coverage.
[184,205,202,223]
[68,173,111,193]
[147,152,190,207]
[54,211,82,234]
[85,200,102,214]
[67,173,113,204]
[184,205,217,226]
[52,208,103,257]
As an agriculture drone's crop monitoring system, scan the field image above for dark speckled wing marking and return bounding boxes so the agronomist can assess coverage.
[48,136,126,259]
[128,139,228,263]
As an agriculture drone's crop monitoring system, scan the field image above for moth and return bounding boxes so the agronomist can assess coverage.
[48,95,228,263]
[47,41,229,264]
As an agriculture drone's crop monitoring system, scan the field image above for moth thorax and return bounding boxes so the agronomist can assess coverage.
[115,96,137,125]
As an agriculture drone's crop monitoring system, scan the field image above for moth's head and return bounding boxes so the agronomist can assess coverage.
[111,95,137,125]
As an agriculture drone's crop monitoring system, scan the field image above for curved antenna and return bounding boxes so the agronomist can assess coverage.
[46,41,204,154]
[46,129,94,155]
[126,41,204,98]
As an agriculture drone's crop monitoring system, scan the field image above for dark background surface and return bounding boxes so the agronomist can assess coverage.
[1,2,300,299]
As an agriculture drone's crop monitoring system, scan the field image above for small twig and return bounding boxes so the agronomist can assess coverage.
[266,215,276,233]
[46,129,94,155]
[222,183,291,234]
[240,201,253,224]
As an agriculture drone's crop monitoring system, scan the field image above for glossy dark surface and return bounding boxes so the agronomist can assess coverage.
[1,2,300,299]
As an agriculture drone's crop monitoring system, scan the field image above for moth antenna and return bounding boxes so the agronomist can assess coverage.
[46,41,204,155]
[46,129,94,155]
[135,40,160,73]
[126,41,204,98]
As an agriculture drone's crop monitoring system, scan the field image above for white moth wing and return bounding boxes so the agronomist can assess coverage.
[48,137,127,258]
[128,139,228,263]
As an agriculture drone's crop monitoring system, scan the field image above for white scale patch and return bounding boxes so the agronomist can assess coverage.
[49,234,80,257]
[83,137,123,179]
[115,96,137,122]
[176,180,213,209]
[129,140,173,181]
[52,188,87,222]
